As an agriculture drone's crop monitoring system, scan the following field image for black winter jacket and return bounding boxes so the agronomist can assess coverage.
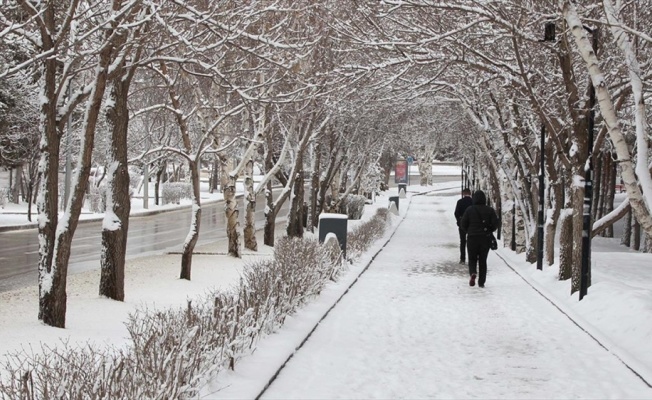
[454,196,473,226]
[460,191,499,237]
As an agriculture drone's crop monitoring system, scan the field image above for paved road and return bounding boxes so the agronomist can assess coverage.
[0,191,284,292]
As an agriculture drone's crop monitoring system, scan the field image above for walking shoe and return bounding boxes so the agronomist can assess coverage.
[469,274,476,287]
[479,284,484,288]
[459,259,465,265]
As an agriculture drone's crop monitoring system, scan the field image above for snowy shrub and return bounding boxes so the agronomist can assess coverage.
[87,185,135,213]
[0,212,390,399]
[0,343,140,399]
[340,194,366,220]
[347,207,390,257]
[124,305,219,398]
[161,182,192,205]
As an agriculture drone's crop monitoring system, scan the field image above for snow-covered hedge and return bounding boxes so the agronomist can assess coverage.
[87,185,135,213]
[347,208,390,256]
[0,208,390,399]
[161,182,193,205]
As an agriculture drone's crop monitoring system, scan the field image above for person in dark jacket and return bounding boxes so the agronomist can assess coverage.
[454,188,473,264]
[460,190,499,288]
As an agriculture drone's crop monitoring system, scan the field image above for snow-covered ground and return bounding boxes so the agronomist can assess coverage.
[2,163,651,399]
[257,192,651,399]
[203,188,652,399]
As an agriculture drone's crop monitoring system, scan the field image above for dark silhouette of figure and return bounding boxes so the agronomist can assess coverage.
[454,188,473,264]
[460,190,498,287]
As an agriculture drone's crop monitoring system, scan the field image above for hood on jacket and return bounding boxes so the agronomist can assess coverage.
[472,190,487,205]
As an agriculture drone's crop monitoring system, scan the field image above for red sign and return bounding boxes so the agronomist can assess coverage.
[395,160,408,184]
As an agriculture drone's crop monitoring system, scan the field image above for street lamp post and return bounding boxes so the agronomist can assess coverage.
[143,164,149,209]
[511,169,518,252]
[537,124,545,270]
[63,85,72,210]
[580,26,598,301]
[537,22,556,271]
[461,159,465,194]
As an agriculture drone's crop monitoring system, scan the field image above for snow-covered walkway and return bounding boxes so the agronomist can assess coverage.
[260,192,652,399]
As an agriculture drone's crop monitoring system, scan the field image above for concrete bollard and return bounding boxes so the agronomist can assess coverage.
[318,213,348,258]
[398,183,407,198]
[389,195,399,211]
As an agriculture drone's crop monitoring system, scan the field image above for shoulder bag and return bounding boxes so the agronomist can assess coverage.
[473,206,498,251]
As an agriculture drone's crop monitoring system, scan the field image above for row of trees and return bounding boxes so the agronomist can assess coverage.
[1,0,650,326]
[0,1,444,328]
[354,0,651,295]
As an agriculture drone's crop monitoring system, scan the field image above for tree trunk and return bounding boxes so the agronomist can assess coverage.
[604,157,616,237]
[622,210,631,247]
[525,232,537,263]
[180,161,201,279]
[26,163,35,222]
[37,51,65,327]
[287,171,305,238]
[632,217,641,251]
[38,8,114,326]
[330,169,341,210]
[100,77,132,300]
[316,150,340,216]
[558,208,573,280]
[263,180,276,247]
[570,183,584,294]
[210,157,219,193]
[592,153,603,224]
[225,174,240,258]
[154,164,162,205]
[514,205,526,254]
[12,164,23,203]
[307,142,321,232]
[644,234,652,253]
[545,180,563,266]
[243,159,257,251]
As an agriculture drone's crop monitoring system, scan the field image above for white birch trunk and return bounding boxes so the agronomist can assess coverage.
[602,0,652,209]
[243,159,257,251]
[563,1,652,237]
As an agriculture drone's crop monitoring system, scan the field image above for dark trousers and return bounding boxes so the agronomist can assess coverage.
[467,235,490,285]
[458,228,467,261]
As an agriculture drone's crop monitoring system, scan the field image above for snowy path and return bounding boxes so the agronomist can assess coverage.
[261,192,652,399]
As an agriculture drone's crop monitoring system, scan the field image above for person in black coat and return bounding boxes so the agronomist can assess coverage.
[460,190,499,288]
[454,188,473,264]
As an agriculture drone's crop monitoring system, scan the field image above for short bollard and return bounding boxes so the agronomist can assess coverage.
[398,183,407,198]
[388,196,399,213]
[318,213,348,259]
